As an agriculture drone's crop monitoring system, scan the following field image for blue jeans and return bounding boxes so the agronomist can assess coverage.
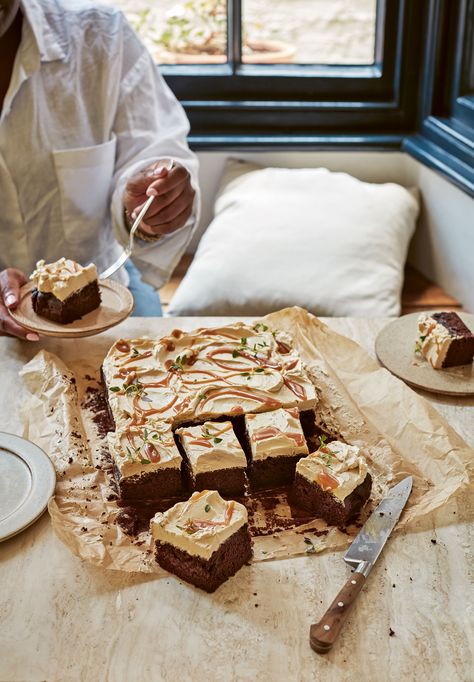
[125,261,163,317]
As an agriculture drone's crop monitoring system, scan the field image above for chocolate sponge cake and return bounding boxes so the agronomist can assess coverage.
[151,490,252,592]
[175,421,247,496]
[30,258,101,324]
[245,407,309,490]
[416,312,474,369]
[107,422,183,506]
[292,440,372,525]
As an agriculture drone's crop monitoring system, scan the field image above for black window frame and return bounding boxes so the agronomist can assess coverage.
[403,0,474,196]
[157,0,474,195]
[161,0,424,145]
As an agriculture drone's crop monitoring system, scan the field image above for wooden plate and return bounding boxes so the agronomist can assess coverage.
[375,312,474,396]
[0,432,56,542]
[9,280,134,338]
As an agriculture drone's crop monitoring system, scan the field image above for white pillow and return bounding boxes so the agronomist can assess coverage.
[168,161,419,317]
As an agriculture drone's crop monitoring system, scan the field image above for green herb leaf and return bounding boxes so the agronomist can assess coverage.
[109,386,120,392]
[318,434,328,447]
[254,367,264,373]
[204,504,211,512]
[213,437,223,444]
[232,350,240,358]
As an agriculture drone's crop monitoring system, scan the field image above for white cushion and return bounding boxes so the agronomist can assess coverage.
[168,160,419,317]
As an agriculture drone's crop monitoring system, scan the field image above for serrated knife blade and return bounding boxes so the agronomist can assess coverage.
[310,476,413,654]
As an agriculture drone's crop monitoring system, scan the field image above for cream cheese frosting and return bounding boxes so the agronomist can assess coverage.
[296,440,369,501]
[30,258,98,302]
[245,407,308,461]
[416,313,461,369]
[102,324,317,427]
[176,421,247,475]
[151,490,248,560]
[102,324,317,477]
[107,422,182,479]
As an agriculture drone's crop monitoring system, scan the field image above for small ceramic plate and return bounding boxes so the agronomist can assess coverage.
[375,312,474,396]
[9,279,134,338]
[0,433,56,542]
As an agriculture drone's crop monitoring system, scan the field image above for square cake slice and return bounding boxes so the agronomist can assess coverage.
[416,312,474,368]
[175,421,247,496]
[245,407,309,490]
[151,490,252,592]
[107,422,183,505]
[292,440,372,525]
[30,258,101,323]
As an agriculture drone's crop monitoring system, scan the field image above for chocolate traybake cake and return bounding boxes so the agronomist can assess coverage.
[416,312,474,369]
[107,422,183,505]
[244,407,309,490]
[102,323,318,503]
[151,490,252,592]
[292,440,372,525]
[30,258,101,324]
[175,421,247,497]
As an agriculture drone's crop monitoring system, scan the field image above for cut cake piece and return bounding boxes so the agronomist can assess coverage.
[151,490,252,592]
[30,258,101,323]
[416,312,474,368]
[292,440,372,525]
[245,407,309,490]
[175,421,247,496]
[107,422,182,505]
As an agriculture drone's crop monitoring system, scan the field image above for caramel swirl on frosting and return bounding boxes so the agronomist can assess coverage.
[296,440,369,501]
[102,323,318,479]
[150,490,247,560]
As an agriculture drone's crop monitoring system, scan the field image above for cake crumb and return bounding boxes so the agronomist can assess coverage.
[431,539,437,545]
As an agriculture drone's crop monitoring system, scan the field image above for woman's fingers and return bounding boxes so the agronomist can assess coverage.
[0,267,27,309]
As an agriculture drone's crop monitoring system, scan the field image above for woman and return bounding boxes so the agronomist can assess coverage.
[0,0,199,338]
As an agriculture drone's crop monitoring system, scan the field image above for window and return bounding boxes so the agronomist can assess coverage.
[107,0,424,145]
[404,0,474,196]
[107,0,473,195]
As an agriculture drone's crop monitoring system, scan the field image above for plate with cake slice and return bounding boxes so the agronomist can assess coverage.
[375,311,474,395]
[9,258,134,338]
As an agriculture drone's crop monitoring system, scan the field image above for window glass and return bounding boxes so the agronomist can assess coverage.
[102,0,228,64]
[242,0,377,65]
[102,0,377,66]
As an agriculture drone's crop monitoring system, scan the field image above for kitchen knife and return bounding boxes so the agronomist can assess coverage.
[309,475,413,654]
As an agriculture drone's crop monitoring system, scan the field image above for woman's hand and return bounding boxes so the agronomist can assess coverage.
[123,161,195,237]
[0,268,39,340]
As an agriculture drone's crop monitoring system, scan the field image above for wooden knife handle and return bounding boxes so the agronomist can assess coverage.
[309,572,366,654]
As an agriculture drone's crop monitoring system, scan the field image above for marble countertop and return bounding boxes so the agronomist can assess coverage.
[0,317,472,682]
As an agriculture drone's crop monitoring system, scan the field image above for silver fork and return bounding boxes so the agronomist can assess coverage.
[100,159,174,280]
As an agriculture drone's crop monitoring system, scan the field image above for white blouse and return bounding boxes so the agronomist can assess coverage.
[0,0,200,289]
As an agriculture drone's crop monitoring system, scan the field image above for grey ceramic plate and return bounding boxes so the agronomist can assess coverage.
[0,433,56,542]
[375,312,474,396]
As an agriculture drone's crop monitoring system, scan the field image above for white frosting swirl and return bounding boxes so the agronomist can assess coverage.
[245,407,308,461]
[102,324,317,475]
[107,421,182,479]
[30,258,97,301]
[176,421,247,475]
[151,490,248,560]
[296,440,369,501]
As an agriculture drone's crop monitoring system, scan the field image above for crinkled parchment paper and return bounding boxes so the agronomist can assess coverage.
[20,308,473,574]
